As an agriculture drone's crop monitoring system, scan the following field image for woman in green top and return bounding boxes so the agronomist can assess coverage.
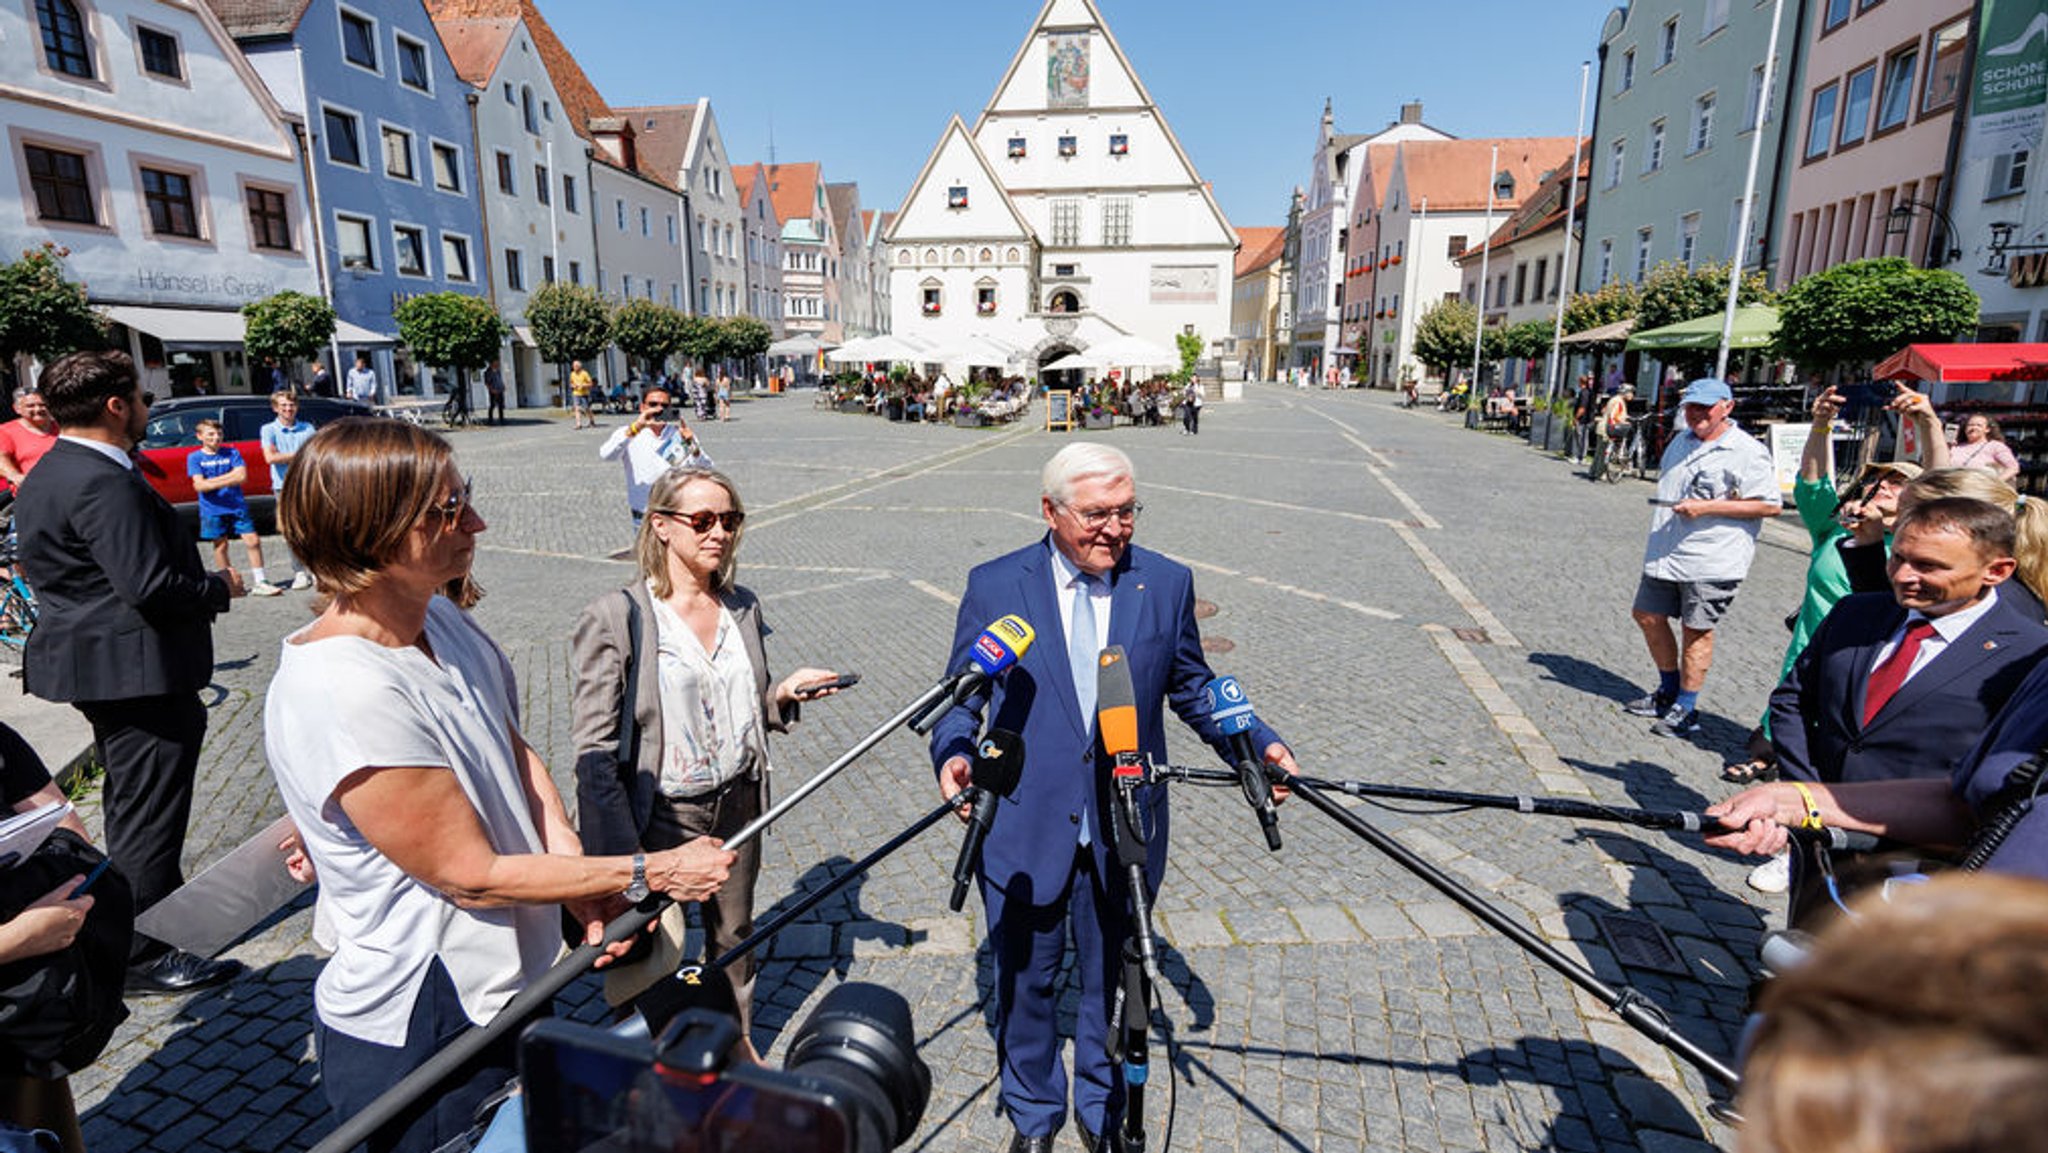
[1725,385,1948,784]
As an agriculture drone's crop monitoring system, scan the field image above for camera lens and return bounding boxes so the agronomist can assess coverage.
[783,982,932,1151]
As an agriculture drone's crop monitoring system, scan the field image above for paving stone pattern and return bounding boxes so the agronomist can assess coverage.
[62,390,1811,1151]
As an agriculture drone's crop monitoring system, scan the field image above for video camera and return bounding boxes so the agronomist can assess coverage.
[520,979,932,1153]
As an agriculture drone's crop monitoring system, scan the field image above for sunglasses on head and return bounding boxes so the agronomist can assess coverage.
[660,509,744,534]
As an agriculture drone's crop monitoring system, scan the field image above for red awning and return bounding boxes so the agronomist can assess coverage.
[1873,343,2048,384]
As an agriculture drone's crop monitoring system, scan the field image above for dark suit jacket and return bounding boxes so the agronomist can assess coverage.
[567,580,791,857]
[1773,589,2048,785]
[929,537,1280,901]
[15,439,228,703]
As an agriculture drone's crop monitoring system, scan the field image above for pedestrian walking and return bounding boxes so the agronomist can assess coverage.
[1180,379,1202,435]
[484,359,507,426]
[345,355,378,406]
[1624,378,1782,737]
[570,360,597,429]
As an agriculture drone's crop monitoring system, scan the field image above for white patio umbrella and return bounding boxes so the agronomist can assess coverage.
[824,337,877,364]
[1041,350,1105,374]
[1087,334,1180,369]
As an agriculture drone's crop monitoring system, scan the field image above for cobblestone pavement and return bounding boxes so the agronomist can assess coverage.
[62,387,1818,1151]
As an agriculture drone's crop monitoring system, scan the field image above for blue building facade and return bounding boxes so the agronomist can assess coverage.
[215,0,486,397]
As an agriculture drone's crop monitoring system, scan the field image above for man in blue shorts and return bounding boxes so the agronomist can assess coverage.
[1625,378,1780,736]
[258,392,317,590]
[188,419,282,596]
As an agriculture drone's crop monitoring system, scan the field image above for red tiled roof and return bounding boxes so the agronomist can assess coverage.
[1396,137,1580,213]
[1454,149,1591,265]
[423,0,610,141]
[425,13,517,86]
[764,162,822,227]
[1234,226,1285,278]
[733,162,764,209]
[615,103,698,185]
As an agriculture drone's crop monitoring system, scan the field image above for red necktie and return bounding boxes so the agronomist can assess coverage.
[1862,619,1937,726]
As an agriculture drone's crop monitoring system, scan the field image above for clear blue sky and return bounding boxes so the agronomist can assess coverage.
[532,0,1618,229]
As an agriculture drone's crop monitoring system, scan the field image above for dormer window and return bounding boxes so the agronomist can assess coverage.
[1008,137,1027,158]
[1108,134,1128,156]
[947,186,969,209]
[1058,135,1077,157]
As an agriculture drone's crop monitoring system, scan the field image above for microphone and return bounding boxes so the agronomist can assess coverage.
[1205,676,1282,851]
[1095,646,1160,984]
[950,729,1024,912]
[912,615,1037,734]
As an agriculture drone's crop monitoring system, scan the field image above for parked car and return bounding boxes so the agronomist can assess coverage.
[137,394,373,527]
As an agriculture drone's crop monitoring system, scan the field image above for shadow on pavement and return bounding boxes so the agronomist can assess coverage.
[742,854,905,1056]
[1526,651,1643,707]
[1461,1037,1712,1149]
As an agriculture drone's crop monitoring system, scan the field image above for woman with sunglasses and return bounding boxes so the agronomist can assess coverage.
[570,465,844,1033]
[263,420,736,1153]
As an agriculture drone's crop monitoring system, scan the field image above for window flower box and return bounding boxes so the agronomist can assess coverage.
[1058,136,1077,157]
[977,301,997,315]
[1108,134,1128,156]
[1007,138,1026,158]
[947,186,969,209]
[1390,255,1402,265]
[923,302,941,316]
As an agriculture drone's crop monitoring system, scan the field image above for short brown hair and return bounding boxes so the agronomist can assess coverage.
[38,350,135,429]
[278,417,456,598]
[636,466,745,598]
[194,418,221,435]
[1740,874,2048,1153]
[270,391,297,411]
[1892,495,2017,562]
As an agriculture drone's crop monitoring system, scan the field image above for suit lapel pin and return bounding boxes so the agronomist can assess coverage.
[1985,640,1999,650]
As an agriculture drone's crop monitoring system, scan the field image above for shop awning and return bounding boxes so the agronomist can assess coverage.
[1626,305,1778,351]
[1559,318,1634,345]
[103,305,393,350]
[1874,343,2048,384]
[511,325,535,347]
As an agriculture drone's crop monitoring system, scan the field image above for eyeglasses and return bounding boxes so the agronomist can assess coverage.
[657,508,744,534]
[1061,502,1143,529]
[426,479,474,525]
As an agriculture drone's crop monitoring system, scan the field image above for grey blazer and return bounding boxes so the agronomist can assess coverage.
[569,580,793,856]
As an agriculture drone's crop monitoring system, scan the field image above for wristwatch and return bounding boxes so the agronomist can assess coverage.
[623,851,650,903]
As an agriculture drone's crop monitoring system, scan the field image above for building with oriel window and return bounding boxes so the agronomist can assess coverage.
[886,0,1238,382]
[1,0,327,395]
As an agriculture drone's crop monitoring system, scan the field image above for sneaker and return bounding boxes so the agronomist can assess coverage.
[289,571,315,591]
[1746,852,1791,894]
[1623,690,1675,717]
[250,581,284,597]
[1650,703,1701,737]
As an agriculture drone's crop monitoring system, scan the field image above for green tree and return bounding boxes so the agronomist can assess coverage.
[242,290,336,368]
[675,312,719,371]
[525,282,611,367]
[1171,331,1203,384]
[719,316,773,363]
[1772,257,1980,376]
[1412,298,1477,381]
[1501,318,1555,363]
[1636,259,1773,375]
[0,243,105,376]
[393,293,506,379]
[611,300,686,376]
[1559,280,1641,354]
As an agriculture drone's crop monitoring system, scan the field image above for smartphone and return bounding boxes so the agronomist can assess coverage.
[70,858,112,899]
[798,673,860,698]
[1647,498,1681,506]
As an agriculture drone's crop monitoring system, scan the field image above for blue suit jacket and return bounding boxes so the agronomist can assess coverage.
[1773,589,2048,786]
[930,536,1279,903]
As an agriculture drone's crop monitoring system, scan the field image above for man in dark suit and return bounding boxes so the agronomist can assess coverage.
[15,351,246,994]
[1770,495,2048,922]
[931,443,1296,1153]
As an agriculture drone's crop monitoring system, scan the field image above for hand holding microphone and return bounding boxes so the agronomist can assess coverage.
[950,730,1024,911]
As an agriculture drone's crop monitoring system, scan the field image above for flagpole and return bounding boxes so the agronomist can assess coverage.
[1716,0,1786,380]
[1547,62,1591,411]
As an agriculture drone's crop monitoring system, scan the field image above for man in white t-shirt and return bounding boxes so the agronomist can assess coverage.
[598,385,705,531]
[345,355,378,405]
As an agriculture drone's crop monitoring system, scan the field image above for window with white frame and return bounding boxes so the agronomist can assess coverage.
[1702,0,1729,37]
[431,142,461,193]
[1619,48,1636,92]
[1838,64,1875,149]
[1102,198,1132,246]
[1805,83,1839,159]
[1596,238,1614,285]
[533,165,548,206]
[338,7,377,71]
[382,125,415,181]
[1634,227,1653,281]
[1645,120,1665,172]
[393,224,426,276]
[441,234,471,282]
[616,199,627,230]
[396,33,430,92]
[323,106,364,168]
[503,248,524,291]
[336,213,374,269]
[1691,93,1715,153]
[1988,149,2030,200]
[1607,138,1626,187]
[1678,212,1701,265]
[1658,17,1678,66]
[640,206,650,236]
[1876,47,1916,134]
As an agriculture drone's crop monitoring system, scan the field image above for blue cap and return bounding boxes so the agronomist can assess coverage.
[1679,378,1733,406]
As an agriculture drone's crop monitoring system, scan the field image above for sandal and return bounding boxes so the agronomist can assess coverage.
[1721,758,1779,784]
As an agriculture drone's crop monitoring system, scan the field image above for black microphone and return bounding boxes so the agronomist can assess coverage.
[950,729,1024,912]
[1096,646,1161,985]
[1205,675,1281,851]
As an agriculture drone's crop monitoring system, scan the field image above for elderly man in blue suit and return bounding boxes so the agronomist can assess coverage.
[932,442,1296,1153]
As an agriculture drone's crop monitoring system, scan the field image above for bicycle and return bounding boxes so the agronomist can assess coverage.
[0,535,36,652]
[1600,425,1639,484]
[441,391,471,430]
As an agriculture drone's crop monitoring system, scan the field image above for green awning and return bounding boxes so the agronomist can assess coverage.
[1625,305,1778,351]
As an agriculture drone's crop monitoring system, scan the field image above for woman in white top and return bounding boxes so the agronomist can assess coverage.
[569,466,842,1034]
[264,418,734,1153]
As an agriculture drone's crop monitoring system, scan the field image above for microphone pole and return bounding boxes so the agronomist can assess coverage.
[1096,646,1161,1153]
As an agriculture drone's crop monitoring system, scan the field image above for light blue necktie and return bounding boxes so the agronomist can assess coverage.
[1069,573,1098,846]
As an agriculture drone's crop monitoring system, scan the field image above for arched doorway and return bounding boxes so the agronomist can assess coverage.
[1038,345,1085,392]
[1047,289,1081,313]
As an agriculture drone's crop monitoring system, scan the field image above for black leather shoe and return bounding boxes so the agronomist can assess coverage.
[125,949,245,996]
[1078,1120,1123,1152]
[1008,1131,1055,1153]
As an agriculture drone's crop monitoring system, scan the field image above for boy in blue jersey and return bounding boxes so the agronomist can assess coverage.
[188,419,281,596]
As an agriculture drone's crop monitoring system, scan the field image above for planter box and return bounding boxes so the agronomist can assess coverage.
[954,411,987,428]
[1528,410,1552,447]
[835,399,867,413]
[1082,412,1114,430]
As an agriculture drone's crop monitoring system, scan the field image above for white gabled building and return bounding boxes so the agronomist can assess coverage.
[886,0,1236,379]
[1,0,323,395]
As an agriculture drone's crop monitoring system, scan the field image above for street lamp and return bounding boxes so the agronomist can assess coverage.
[1884,199,1962,267]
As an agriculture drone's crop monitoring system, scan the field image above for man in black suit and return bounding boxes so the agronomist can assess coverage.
[1770,495,2048,923]
[15,351,246,993]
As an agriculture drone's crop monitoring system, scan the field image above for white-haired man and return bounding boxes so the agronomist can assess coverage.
[930,442,1296,1152]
